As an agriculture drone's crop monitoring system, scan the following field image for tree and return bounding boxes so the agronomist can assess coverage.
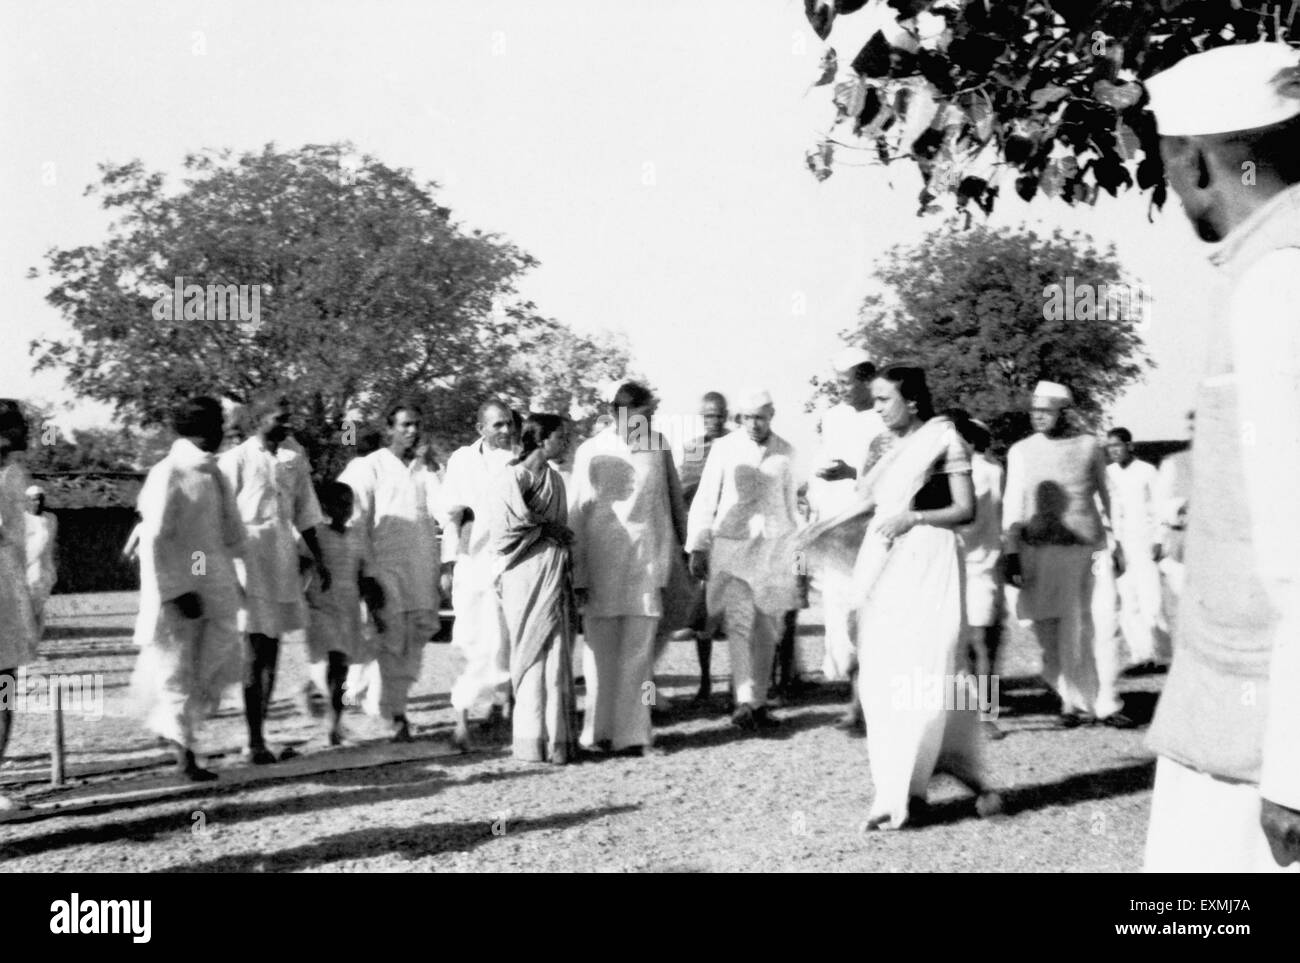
[812,222,1152,452]
[30,143,630,480]
[802,0,1299,216]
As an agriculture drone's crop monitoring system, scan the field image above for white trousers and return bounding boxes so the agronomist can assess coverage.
[1115,543,1170,664]
[581,615,656,750]
[1145,756,1300,873]
[719,578,779,708]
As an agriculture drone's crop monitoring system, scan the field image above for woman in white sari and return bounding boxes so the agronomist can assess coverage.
[801,365,1002,830]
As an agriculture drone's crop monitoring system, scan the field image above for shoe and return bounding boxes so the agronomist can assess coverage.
[982,720,1006,741]
[752,707,781,730]
[908,796,931,824]
[278,746,300,762]
[328,727,345,747]
[1059,711,1084,729]
[730,705,757,731]
[1101,711,1139,730]
[242,746,278,765]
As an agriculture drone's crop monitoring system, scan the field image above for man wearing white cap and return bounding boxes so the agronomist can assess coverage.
[809,348,884,731]
[1003,380,1131,729]
[1142,41,1300,871]
[23,484,57,639]
[687,390,800,730]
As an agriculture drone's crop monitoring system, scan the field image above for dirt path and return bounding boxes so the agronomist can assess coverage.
[0,594,1161,872]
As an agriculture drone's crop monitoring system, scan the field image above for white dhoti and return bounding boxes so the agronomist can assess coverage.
[365,611,434,720]
[131,585,243,748]
[1145,755,1300,873]
[580,615,656,750]
[449,563,511,714]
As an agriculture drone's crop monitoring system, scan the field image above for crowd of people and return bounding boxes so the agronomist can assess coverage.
[0,41,1296,871]
[0,361,1182,826]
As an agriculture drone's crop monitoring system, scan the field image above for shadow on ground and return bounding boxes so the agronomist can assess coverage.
[157,802,641,872]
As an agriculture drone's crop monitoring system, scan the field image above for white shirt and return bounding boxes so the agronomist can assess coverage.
[219,436,324,604]
[339,448,442,614]
[686,430,800,611]
[570,427,676,618]
[437,439,514,564]
[809,403,884,518]
[1106,458,1159,550]
[138,438,244,602]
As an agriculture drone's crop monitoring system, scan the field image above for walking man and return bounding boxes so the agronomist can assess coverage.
[1104,427,1170,671]
[131,397,245,781]
[219,395,328,763]
[441,398,516,750]
[687,390,800,731]
[340,400,442,742]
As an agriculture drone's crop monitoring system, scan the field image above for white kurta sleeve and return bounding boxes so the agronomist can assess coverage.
[685,441,725,554]
[1230,249,1300,810]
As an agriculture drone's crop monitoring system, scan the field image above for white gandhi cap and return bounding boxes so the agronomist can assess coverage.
[832,346,874,373]
[734,389,774,414]
[1145,42,1300,137]
[1032,380,1073,408]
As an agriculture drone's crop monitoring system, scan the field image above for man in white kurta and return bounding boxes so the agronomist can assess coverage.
[131,397,244,781]
[219,399,326,762]
[24,485,57,640]
[339,403,441,741]
[440,399,515,749]
[687,390,800,730]
[1143,44,1300,871]
[1104,429,1170,669]
[571,383,679,753]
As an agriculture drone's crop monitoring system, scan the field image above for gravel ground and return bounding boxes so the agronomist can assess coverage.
[0,592,1162,872]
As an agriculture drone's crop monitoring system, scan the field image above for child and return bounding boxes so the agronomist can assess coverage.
[306,482,381,745]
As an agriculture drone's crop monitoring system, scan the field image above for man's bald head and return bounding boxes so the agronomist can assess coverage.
[477,398,515,451]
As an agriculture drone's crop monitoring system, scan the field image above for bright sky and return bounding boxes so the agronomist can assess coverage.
[1,0,1211,474]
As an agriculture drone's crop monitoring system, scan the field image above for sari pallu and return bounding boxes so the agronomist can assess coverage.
[801,416,984,828]
[488,463,577,759]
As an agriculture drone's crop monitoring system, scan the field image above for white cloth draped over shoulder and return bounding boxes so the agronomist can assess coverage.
[800,416,983,829]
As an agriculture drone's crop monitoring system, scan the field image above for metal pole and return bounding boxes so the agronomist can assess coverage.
[51,679,65,786]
